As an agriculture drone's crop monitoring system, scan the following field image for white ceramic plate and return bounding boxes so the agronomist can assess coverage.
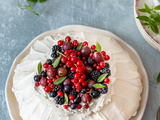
[5,25,148,120]
[134,0,160,52]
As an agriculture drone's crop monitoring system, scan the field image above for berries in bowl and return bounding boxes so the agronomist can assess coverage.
[34,36,111,110]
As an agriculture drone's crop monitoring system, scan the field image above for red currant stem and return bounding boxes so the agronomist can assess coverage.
[74,63,77,67]
[57,51,67,57]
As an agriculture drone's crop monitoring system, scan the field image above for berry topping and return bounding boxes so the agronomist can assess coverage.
[91,45,96,50]
[34,75,41,82]
[44,86,52,92]
[58,40,64,46]
[40,77,48,86]
[65,36,71,42]
[82,41,88,46]
[91,90,100,99]
[105,55,110,60]
[49,91,57,98]
[58,91,63,97]
[70,103,77,109]
[84,104,89,109]
[64,105,69,109]
[90,70,100,80]
[104,78,110,84]
[77,104,82,109]
[81,93,92,103]
[69,94,75,100]
[80,46,91,57]
[93,52,104,63]
[58,67,67,77]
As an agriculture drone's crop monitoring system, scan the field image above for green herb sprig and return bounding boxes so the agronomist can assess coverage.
[157,73,160,84]
[18,0,46,16]
[137,4,160,34]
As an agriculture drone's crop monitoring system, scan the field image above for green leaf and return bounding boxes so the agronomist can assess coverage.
[154,5,160,10]
[24,5,39,16]
[39,0,46,2]
[157,73,160,84]
[155,21,160,25]
[64,93,68,104]
[151,12,159,19]
[27,0,38,2]
[54,76,67,85]
[37,62,42,74]
[136,16,149,21]
[138,9,147,12]
[144,3,151,14]
[150,24,159,34]
[92,83,105,88]
[76,42,82,51]
[53,55,61,68]
[96,42,101,52]
[142,22,149,25]
[97,73,108,82]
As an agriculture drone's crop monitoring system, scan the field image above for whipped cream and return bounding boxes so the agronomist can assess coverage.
[12,31,142,120]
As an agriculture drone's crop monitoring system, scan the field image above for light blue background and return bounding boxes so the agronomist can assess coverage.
[0,0,160,120]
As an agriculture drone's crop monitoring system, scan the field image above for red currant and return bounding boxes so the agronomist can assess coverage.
[82,81,88,87]
[71,79,78,83]
[61,57,68,63]
[67,57,71,61]
[70,52,76,57]
[77,52,81,56]
[77,104,82,109]
[81,65,86,71]
[57,91,63,97]
[43,63,49,68]
[75,83,81,88]
[69,95,74,100]
[84,104,89,109]
[82,57,86,60]
[101,51,106,56]
[65,36,71,41]
[73,40,78,47]
[56,75,60,79]
[105,55,110,60]
[81,74,86,79]
[93,63,97,67]
[76,67,83,74]
[66,61,73,67]
[99,61,105,68]
[78,78,84,83]
[96,65,101,71]
[64,50,70,56]
[74,73,80,79]
[91,45,96,50]
[72,85,76,89]
[77,60,83,67]
[70,66,76,72]
[47,79,52,84]
[64,105,68,109]
[52,78,56,82]
[82,41,88,46]
[71,56,78,63]
[89,53,93,58]
[58,40,64,46]
[35,82,40,87]
[50,84,55,88]
[44,86,52,92]
[104,78,110,84]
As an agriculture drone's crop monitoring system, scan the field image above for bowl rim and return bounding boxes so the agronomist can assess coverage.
[5,25,149,120]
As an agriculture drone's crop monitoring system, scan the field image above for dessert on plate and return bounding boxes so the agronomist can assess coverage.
[12,31,142,120]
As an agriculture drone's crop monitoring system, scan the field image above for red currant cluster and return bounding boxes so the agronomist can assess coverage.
[34,36,111,110]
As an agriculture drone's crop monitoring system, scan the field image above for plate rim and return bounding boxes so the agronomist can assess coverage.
[5,25,149,120]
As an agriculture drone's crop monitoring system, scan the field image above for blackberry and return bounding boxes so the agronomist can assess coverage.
[90,70,100,80]
[54,84,63,92]
[100,84,108,94]
[100,67,111,77]
[40,71,47,77]
[55,96,64,105]
[67,71,74,79]
[51,51,59,59]
[87,58,94,65]
[70,89,78,98]
[52,45,62,52]
[104,63,110,68]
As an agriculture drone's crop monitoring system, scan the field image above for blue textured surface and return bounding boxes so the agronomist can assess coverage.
[0,0,160,120]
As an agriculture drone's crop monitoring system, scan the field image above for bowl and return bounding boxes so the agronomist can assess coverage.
[134,0,160,52]
[5,25,149,120]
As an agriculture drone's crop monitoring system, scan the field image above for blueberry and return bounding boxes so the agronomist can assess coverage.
[73,97,81,104]
[49,91,57,98]
[34,75,41,82]
[47,59,52,65]
[91,90,100,99]
[64,85,71,93]
[70,103,77,109]
[40,71,47,77]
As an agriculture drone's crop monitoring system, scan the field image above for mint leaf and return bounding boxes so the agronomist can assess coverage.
[151,12,159,19]
[97,73,108,82]
[53,55,61,68]
[24,5,39,16]
[76,42,82,51]
[39,0,46,2]
[154,5,160,10]
[138,9,147,12]
[136,16,149,21]
[96,42,101,52]
[141,23,149,26]
[155,21,160,25]
[144,3,151,14]
[92,83,105,88]
[150,24,158,34]
[64,93,68,104]
[37,62,42,74]
[157,73,160,84]
[54,76,67,85]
